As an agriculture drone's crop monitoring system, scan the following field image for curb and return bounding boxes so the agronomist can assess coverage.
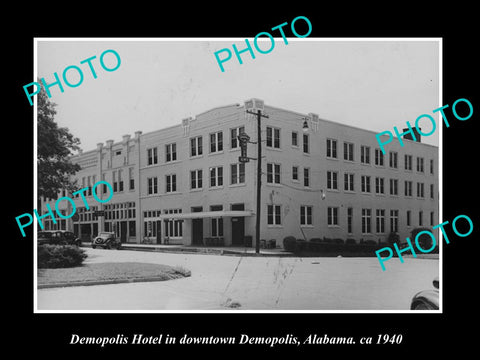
[38,274,190,289]
[83,243,294,257]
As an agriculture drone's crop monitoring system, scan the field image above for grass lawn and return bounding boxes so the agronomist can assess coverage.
[38,262,191,288]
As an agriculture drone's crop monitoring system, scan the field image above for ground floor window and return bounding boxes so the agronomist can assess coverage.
[390,209,399,232]
[267,205,281,225]
[362,208,372,234]
[376,209,385,233]
[300,206,312,225]
[327,207,338,226]
[210,205,223,237]
[164,209,183,238]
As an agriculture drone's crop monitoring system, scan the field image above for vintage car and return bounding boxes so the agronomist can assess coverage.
[410,276,439,310]
[37,230,81,246]
[92,232,122,249]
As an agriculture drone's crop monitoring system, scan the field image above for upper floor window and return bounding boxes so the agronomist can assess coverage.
[375,148,384,166]
[344,142,354,161]
[360,145,370,164]
[266,126,280,149]
[210,131,223,153]
[147,147,158,166]
[165,143,177,162]
[190,136,203,157]
[291,131,298,147]
[327,138,337,158]
[267,163,281,184]
[389,151,398,168]
[231,126,245,149]
[303,134,309,154]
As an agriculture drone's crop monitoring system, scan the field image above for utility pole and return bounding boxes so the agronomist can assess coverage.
[246,109,269,254]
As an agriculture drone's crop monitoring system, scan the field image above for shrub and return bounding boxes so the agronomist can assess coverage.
[38,244,87,269]
[295,239,308,252]
[283,236,297,252]
[333,238,344,244]
[345,238,356,245]
[310,238,323,243]
[411,227,435,250]
[387,232,400,244]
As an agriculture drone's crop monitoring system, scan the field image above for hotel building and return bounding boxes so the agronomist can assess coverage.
[39,99,439,248]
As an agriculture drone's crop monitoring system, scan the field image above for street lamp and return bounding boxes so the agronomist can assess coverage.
[302,119,309,132]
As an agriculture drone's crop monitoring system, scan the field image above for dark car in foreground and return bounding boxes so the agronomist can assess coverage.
[92,232,122,249]
[38,230,81,246]
[411,276,439,310]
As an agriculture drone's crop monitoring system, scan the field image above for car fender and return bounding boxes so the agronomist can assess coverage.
[411,289,439,310]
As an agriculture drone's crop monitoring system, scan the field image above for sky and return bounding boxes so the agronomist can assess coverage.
[36,38,440,152]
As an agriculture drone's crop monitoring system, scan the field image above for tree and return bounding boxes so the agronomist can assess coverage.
[37,86,81,200]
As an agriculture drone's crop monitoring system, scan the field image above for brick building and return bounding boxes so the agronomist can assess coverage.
[39,98,439,248]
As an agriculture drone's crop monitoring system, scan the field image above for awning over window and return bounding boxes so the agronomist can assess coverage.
[148,210,255,221]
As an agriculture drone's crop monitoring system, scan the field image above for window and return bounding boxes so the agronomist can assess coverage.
[165,174,176,193]
[190,136,203,157]
[102,173,107,194]
[230,126,245,149]
[375,177,385,194]
[430,211,435,226]
[166,143,177,162]
[430,184,434,199]
[129,220,136,237]
[417,157,424,172]
[327,207,338,226]
[303,134,309,154]
[375,149,384,166]
[362,208,372,233]
[407,210,411,227]
[118,170,123,192]
[147,147,158,165]
[267,163,281,184]
[360,145,370,164]
[147,177,158,195]
[129,167,134,190]
[327,171,338,190]
[376,209,385,233]
[231,163,245,185]
[389,151,398,168]
[164,209,183,238]
[344,142,354,161]
[266,127,280,149]
[361,175,371,193]
[300,206,312,226]
[210,166,223,187]
[347,207,353,233]
[404,154,412,170]
[210,131,223,153]
[326,138,337,158]
[292,166,299,181]
[417,182,425,198]
[112,171,117,192]
[344,173,354,191]
[210,205,223,237]
[405,181,413,197]
[291,131,298,147]
[190,169,203,190]
[389,179,398,196]
[304,168,310,187]
[267,205,281,225]
[419,211,423,226]
[390,210,399,232]
[87,176,92,196]
[430,159,434,175]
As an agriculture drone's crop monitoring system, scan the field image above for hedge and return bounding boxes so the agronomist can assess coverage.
[38,244,88,268]
[282,236,389,257]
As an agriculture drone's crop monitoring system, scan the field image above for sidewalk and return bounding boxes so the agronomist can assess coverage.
[82,242,294,257]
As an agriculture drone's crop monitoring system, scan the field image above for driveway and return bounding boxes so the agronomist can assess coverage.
[36,248,439,311]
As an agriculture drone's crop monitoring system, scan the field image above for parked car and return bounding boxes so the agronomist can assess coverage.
[37,230,81,246]
[410,276,439,310]
[92,232,121,249]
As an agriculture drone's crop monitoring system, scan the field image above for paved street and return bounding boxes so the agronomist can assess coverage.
[36,248,439,311]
